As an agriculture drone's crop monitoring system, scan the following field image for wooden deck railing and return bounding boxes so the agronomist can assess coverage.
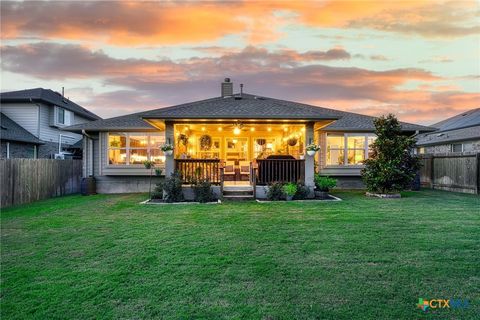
[255,159,305,185]
[175,159,222,185]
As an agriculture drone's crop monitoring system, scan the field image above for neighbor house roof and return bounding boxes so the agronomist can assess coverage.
[416,108,480,146]
[0,88,101,121]
[0,113,44,144]
[64,92,435,133]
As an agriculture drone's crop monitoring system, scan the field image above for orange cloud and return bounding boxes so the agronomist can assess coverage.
[1,1,478,46]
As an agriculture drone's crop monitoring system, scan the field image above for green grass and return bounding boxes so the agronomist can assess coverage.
[1,190,479,319]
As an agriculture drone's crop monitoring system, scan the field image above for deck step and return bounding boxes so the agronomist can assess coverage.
[223,190,253,196]
[223,195,254,201]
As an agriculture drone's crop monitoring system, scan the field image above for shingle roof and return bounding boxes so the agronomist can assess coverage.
[0,113,44,144]
[431,108,480,132]
[416,108,480,146]
[64,92,435,133]
[64,110,156,132]
[0,88,101,121]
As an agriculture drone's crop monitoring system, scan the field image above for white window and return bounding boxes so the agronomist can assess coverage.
[108,132,165,166]
[451,143,463,153]
[57,108,65,124]
[55,107,73,126]
[326,133,376,166]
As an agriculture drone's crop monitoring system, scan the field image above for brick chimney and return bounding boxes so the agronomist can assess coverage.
[221,78,233,98]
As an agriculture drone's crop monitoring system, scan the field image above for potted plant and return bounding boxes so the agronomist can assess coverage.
[314,175,337,199]
[306,143,320,156]
[283,182,297,201]
[161,143,174,156]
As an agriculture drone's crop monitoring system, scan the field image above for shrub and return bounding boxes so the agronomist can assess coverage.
[361,114,420,194]
[293,182,310,200]
[266,182,284,201]
[150,186,163,200]
[160,171,184,202]
[155,168,163,176]
[192,179,215,203]
[283,183,297,197]
[314,175,337,191]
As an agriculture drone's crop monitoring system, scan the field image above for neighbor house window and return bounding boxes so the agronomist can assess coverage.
[57,108,65,124]
[451,143,463,153]
[326,133,376,166]
[108,132,165,166]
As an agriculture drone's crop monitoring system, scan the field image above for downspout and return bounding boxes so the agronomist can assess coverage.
[82,130,97,177]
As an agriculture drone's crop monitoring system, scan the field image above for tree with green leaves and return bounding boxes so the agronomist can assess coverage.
[361,114,420,194]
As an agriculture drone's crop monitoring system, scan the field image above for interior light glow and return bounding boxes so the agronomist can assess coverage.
[267,127,272,132]
[218,127,222,131]
[233,127,241,135]
[250,127,255,132]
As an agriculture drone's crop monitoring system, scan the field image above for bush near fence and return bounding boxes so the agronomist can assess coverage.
[419,152,480,194]
[0,159,82,208]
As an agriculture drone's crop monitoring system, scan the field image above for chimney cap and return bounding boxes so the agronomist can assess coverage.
[224,78,231,83]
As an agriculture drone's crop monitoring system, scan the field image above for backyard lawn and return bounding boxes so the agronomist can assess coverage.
[1,190,479,319]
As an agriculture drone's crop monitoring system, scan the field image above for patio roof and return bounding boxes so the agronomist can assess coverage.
[64,92,435,133]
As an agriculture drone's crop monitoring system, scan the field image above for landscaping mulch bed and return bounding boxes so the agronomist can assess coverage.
[140,199,222,205]
[256,194,342,203]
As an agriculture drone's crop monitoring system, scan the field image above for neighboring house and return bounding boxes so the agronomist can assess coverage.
[65,79,434,195]
[0,88,101,158]
[416,108,480,154]
[1,113,44,158]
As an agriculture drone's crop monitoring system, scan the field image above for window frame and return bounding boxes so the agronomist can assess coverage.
[107,132,165,167]
[326,133,376,167]
[57,107,65,125]
[451,143,463,153]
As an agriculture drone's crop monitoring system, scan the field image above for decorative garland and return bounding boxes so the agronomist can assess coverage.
[200,135,212,150]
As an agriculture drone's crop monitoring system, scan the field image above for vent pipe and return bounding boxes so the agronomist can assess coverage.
[240,83,243,97]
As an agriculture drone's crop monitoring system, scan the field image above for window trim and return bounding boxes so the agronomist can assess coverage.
[326,133,376,167]
[57,107,65,125]
[107,132,165,167]
[451,143,463,153]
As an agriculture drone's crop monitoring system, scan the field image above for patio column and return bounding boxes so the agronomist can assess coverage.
[164,121,175,177]
[305,122,315,196]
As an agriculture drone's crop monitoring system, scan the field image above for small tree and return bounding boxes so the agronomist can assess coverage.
[361,114,420,194]
[143,160,155,199]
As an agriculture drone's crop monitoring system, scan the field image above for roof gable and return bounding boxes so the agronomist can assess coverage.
[431,108,480,132]
[0,88,101,121]
[0,113,43,144]
[63,92,435,133]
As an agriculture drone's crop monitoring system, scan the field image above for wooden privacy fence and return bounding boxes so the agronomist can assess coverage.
[419,153,480,194]
[1,159,83,208]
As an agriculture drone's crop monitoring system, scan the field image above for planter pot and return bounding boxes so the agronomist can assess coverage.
[164,150,173,156]
[286,195,294,201]
[306,150,316,156]
[315,190,329,199]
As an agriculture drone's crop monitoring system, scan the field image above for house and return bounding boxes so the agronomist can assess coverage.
[64,79,434,196]
[1,113,44,158]
[0,88,101,158]
[416,108,480,154]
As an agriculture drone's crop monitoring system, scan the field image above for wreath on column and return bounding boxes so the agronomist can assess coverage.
[200,135,212,150]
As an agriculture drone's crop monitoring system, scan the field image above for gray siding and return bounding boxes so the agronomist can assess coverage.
[38,104,82,145]
[0,102,39,136]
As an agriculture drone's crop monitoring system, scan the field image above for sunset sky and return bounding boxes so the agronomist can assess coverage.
[1,0,479,124]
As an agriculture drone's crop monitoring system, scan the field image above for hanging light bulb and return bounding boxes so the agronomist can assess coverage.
[250,127,255,132]
[233,127,241,135]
